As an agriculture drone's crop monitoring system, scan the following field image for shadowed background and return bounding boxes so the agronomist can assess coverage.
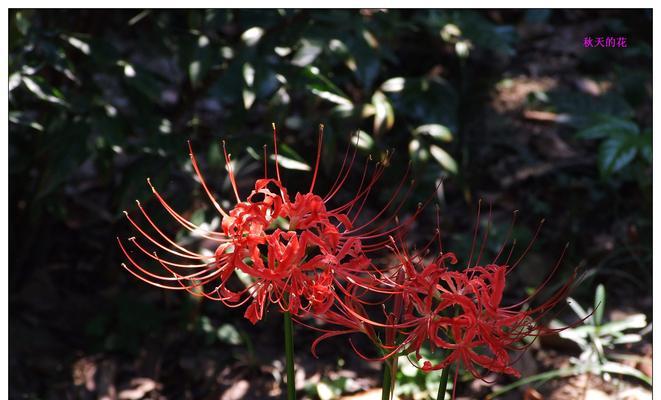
[9,9,651,400]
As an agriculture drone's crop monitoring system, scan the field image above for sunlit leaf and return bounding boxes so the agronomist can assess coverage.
[269,154,311,171]
[413,124,453,142]
[302,66,348,98]
[189,34,211,87]
[65,36,91,55]
[242,62,255,87]
[242,88,256,109]
[316,382,335,400]
[601,362,652,386]
[8,72,21,92]
[429,145,457,173]
[351,130,374,150]
[22,76,67,106]
[598,314,647,336]
[310,88,352,107]
[9,111,43,131]
[15,11,30,35]
[380,77,406,92]
[291,39,323,67]
[372,91,394,135]
[594,284,605,326]
[217,324,243,345]
[409,139,429,163]
[241,27,264,46]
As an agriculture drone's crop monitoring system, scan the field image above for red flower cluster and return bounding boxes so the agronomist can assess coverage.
[388,244,576,380]
[305,207,579,385]
[118,126,578,387]
[118,125,417,324]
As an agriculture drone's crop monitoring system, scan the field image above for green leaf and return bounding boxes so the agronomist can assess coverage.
[413,124,453,142]
[638,129,652,163]
[380,77,406,92]
[65,35,91,55]
[270,149,311,171]
[594,284,606,326]
[291,38,324,67]
[372,91,394,135]
[316,382,337,400]
[409,138,429,163]
[9,111,44,131]
[22,76,68,106]
[302,66,349,98]
[15,11,30,35]
[217,324,243,345]
[310,88,353,107]
[567,297,589,320]
[598,138,637,176]
[241,27,264,46]
[8,72,21,92]
[598,314,647,336]
[242,62,255,87]
[242,88,255,109]
[576,116,639,140]
[486,367,584,399]
[601,361,652,386]
[189,34,212,88]
[350,130,374,150]
[429,145,457,174]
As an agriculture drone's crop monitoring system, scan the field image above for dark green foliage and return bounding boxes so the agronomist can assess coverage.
[9,9,651,399]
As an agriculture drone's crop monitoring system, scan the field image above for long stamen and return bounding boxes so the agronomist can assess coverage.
[309,124,324,193]
[272,123,282,183]
[221,140,242,203]
[188,141,230,218]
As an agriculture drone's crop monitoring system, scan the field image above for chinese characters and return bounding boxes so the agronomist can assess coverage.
[584,36,628,48]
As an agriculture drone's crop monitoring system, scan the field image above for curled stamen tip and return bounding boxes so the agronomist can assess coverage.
[135,200,141,206]
[540,218,546,225]
[128,236,136,241]
[271,122,276,130]
[319,123,324,130]
[122,210,128,216]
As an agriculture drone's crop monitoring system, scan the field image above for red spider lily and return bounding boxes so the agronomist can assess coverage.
[118,124,421,324]
[377,206,582,395]
[306,203,581,399]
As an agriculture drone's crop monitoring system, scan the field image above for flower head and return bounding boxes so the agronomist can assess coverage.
[118,124,419,324]
[381,205,580,386]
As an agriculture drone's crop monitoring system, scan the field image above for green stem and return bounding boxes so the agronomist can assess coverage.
[381,358,393,400]
[284,311,296,400]
[436,364,451,400]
